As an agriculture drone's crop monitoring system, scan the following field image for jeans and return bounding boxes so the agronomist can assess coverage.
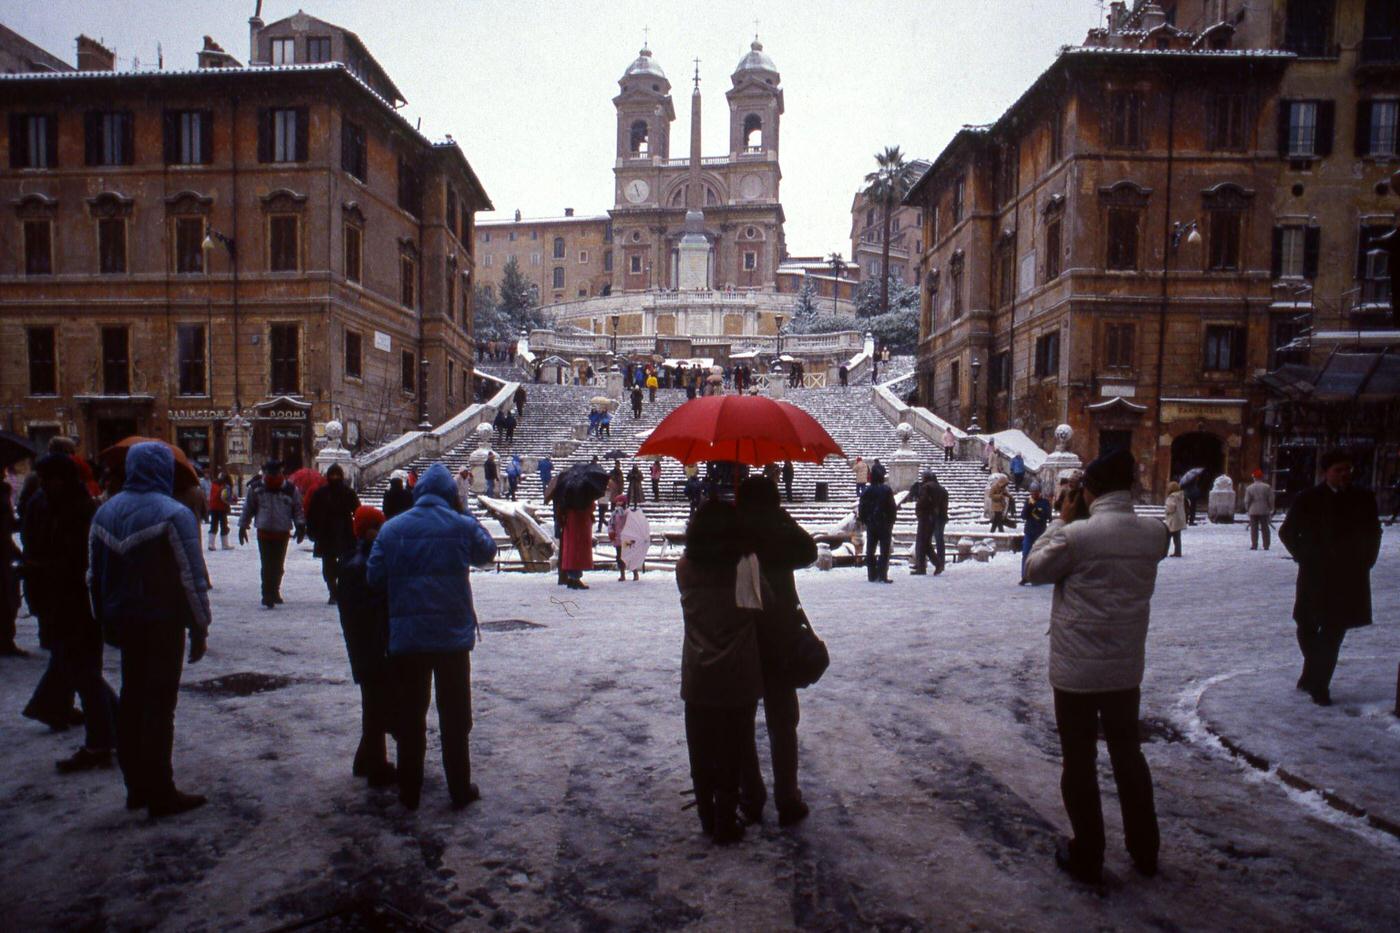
[396,650,474,805]
[1296,623,1346,695]
[118,618,187,803]
[1169,530,1182,556]
[257,536,289,604]
[1053,687,1159,872]
[1020,528,1043,579]
[914,515,946,573]
[1248,515,1271,550]
[865,527,892,581]
[208,511,229,536]
[485,478,496,497]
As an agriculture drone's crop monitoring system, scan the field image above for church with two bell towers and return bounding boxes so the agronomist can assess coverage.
[609,38,787,294]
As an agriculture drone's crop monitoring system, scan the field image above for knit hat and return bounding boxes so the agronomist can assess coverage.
[1082,448,1135,495]
[1252,469,1263,480]
[352,506,385,540]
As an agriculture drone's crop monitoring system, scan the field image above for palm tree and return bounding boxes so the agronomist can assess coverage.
[826,252,847,315]
[863,145,911,316]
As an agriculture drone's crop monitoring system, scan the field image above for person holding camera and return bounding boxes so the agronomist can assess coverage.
[1025,448,1168,887]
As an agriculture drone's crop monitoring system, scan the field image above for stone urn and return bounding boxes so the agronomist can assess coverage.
[314,420,357,487]
[815,542,834,571]
[888,422,920,493]
[1208,474,1237,523]
[1037,423,1082,493]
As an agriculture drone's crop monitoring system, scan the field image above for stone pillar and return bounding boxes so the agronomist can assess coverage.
[1037,423,1083,492]
[467,422,494,494]
[314,420,358,487]
[887,422,920,493]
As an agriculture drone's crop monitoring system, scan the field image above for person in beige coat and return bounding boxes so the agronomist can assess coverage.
[1243,470,1275,551]
[1025,448,1168,887]
[851,457,870,498]
[1163,481,1187,557]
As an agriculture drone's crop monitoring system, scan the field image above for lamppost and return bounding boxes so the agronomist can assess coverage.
[203,225,249,492]
[774,313,784,358]
[967,355,982,435]
[610,314,620,362]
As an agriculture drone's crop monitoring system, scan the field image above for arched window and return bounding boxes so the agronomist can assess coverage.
[553,236,565,259]
[629,120,649,156]
[743,114,763,150]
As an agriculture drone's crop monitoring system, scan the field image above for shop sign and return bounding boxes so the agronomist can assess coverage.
[168,408,231,422]
[256,409,310,421]
[1161,401,1244,422]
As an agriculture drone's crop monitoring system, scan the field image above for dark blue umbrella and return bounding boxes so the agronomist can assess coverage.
[0,430,37,468]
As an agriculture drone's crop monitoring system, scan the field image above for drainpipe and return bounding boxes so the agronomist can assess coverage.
[1152,76,1178,494]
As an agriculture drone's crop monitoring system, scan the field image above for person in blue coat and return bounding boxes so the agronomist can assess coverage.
[537,455,553,495]
[367,463,496,810]
[1019,481,1053,585]
[89,442,211,818]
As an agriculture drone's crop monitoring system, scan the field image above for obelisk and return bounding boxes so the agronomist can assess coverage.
[677,59,711,290]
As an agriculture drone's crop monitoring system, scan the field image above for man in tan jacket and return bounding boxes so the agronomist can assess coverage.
[1243,469,1275,551]
[1026,448,1168,887]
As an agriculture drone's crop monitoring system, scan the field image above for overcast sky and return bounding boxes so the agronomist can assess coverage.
[10,1,1105,257]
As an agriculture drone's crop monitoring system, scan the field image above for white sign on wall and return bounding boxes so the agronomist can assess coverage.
[374,331,392,352]
[1019,251,1037,296]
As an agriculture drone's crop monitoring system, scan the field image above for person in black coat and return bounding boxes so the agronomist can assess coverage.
[1278,448,1382,706]
[781,460,795,503]
[20,455,117,771]
[737,476,817,826]
[336,507,397,786]
[910,469,949,575]
[382,474,413,520]
[306,464,360,605]
[631,384,644,419]
[858,462,897,583]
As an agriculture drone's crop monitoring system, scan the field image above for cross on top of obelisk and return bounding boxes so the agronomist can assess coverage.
[692,57,701,89]
[753,19,760,41]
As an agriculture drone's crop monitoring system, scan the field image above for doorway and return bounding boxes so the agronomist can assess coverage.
[1170,431,1224,485]
[1275,444,1316,508]
[96,417,138,453]
[1098,429,1134,459]
[269,427,305,471]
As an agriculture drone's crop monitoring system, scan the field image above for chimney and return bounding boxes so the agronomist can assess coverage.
[75,35,116,72]
[1140,3,1168,32]
[1108,2,1128,33]
[564,207,575,217]
[197,36,242,70]
[249,12,265,65]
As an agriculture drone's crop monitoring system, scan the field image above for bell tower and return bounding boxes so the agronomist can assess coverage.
[726,38,783,158]
[613,46,675,163]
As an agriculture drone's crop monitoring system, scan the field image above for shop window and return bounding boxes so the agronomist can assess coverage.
[176,427,210,463]
[177,324,207,396]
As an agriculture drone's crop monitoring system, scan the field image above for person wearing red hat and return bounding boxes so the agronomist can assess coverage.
[1243,469,1275,551]
[334,506,396,787]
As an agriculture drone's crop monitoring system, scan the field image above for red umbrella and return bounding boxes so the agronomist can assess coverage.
[637,395,843,466]
[99,436,200,493]
[288,466,326,500]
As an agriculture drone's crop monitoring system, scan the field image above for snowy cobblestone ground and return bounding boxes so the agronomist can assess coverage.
[1,522,1398,930]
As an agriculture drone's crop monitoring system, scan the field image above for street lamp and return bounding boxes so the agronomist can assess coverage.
[774,313,784,358]
[610,314,619,359]
[201,225,241,415]
[1170,220,1202,251]
[967,355,982,435]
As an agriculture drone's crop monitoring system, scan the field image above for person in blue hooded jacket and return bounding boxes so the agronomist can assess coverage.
[367,462,496,811]
[89,442,212,819]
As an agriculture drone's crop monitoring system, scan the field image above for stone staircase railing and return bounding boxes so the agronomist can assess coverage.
[355,375,520,490]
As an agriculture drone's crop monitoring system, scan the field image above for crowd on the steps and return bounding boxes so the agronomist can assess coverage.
[0,430,1383,890]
